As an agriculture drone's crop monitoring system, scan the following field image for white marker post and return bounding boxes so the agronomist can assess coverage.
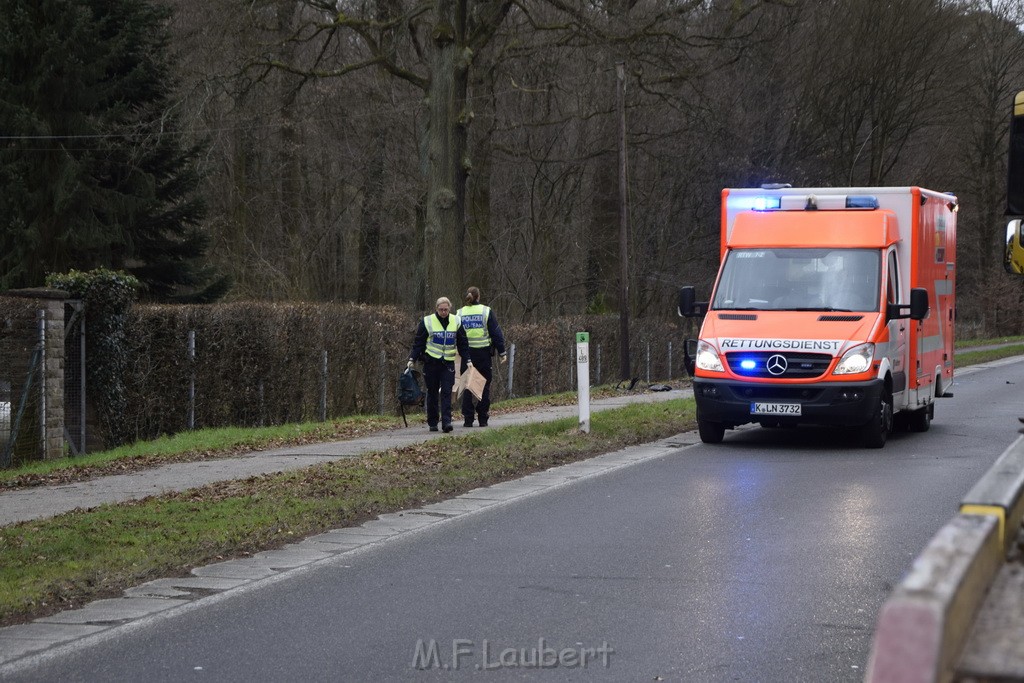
[576,332,591,433]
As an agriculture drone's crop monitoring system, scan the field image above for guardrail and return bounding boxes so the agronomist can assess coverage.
[865,435,1024,682]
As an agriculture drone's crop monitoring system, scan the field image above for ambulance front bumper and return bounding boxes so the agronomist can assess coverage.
[692,378,884,427]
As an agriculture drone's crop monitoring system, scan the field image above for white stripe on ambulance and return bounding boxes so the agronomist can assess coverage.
[717,338,845,353]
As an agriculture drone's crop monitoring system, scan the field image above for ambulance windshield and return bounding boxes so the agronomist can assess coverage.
[712,248,881,312]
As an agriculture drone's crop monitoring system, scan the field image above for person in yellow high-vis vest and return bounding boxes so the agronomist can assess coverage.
[408,297,470,432]
[456,286,506,427]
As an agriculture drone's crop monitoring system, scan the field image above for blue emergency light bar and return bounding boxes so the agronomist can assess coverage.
[753,197,782,211]
[738,194,880,211]
[845,196,879,209]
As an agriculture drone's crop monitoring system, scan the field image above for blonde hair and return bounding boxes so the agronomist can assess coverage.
[435,297,451,308]
[464,287,481,305]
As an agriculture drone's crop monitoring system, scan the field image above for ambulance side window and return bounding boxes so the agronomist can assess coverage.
[886,251,899,305]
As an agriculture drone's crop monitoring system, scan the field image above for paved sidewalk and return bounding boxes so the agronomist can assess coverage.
[0,389,691,527]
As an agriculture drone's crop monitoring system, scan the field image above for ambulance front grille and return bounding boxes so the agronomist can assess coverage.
[818,315,863,322]
[723,352,833,379]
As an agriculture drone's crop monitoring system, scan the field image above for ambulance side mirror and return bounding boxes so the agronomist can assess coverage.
[886,288,929,321]
[909,288,929,321]
[677,286,708,317]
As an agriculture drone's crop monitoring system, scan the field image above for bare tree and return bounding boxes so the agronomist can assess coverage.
[209,0,792,309]
[786,0,960,185]
[948,0,1024,335]
[159,0,1024,332]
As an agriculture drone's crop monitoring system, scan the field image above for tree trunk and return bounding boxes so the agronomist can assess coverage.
[424,0,470,303]
[465,62,497,296]
[277,0,304,295]
[359,120,386,304]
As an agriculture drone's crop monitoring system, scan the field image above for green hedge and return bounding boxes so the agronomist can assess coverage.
[115,304,689,445]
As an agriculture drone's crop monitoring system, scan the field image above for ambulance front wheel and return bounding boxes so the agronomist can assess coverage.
[698,417,725,444]
[862,388,893,448]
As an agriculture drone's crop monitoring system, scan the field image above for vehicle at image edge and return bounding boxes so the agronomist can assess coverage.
[678,186,958,448]
[1006,90,1024,276]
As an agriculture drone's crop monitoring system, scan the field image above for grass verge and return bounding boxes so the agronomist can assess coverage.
[954,344,1024,367]
[0,398,695,626]
[953,334,1024,349]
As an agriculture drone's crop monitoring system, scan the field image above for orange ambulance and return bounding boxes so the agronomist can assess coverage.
[678,186,957,448]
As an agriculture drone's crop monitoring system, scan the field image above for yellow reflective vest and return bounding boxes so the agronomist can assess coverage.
[457,304,491,349]
[424,314,462,361]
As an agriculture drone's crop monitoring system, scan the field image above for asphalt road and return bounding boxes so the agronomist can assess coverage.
[8,359,1024,682]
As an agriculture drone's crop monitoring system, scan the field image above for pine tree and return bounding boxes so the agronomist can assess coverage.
[0,0,228,301]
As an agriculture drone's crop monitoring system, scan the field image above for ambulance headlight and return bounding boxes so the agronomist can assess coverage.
[833,343,874,375]
[696,341,724,373]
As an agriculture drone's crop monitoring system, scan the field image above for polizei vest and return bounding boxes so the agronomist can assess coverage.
[424,314,461,361]
[457,304,491,349]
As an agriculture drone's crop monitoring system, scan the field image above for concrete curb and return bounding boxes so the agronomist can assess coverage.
[865,436,1024,682]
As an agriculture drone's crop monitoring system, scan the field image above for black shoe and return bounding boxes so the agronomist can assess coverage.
[442,424,453,433]
[463,419,474,428]
[429,425,439,432]
[478,418,488,427]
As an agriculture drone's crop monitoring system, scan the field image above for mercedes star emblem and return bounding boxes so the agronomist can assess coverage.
[766,354,788,376]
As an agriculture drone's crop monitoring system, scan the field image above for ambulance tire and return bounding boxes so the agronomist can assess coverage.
[698,418,725,444]
[908,404,933,432]
[861,389,893,448]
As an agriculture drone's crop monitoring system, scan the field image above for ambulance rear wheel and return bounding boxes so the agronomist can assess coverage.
[698,418,725,444]
[862,389,893,448]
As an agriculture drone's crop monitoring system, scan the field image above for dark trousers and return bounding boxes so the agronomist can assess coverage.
[461,348,494,421]
[423,357,456,427]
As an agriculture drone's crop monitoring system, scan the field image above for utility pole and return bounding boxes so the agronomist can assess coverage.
[616,61,631,382]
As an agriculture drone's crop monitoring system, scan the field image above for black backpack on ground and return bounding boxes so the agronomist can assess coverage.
[397,367,424,426]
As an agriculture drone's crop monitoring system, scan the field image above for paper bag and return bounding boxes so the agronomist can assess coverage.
[464,366,487,401]
[454,366,469,400]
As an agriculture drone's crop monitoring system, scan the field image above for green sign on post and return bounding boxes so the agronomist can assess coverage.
[576,332,589,343]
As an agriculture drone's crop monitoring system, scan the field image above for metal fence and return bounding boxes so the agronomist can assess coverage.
[64,301,86,456]
[503,340,684,398]
[0,310,44,468]
[0,348,40,469]
[141,331,686,435]
[0,295,85,468]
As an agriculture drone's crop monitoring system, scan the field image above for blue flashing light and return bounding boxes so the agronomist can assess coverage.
[846,195,879,209]
[739,359,757,370]
[753,196,782,211]
[728,195,782,211]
